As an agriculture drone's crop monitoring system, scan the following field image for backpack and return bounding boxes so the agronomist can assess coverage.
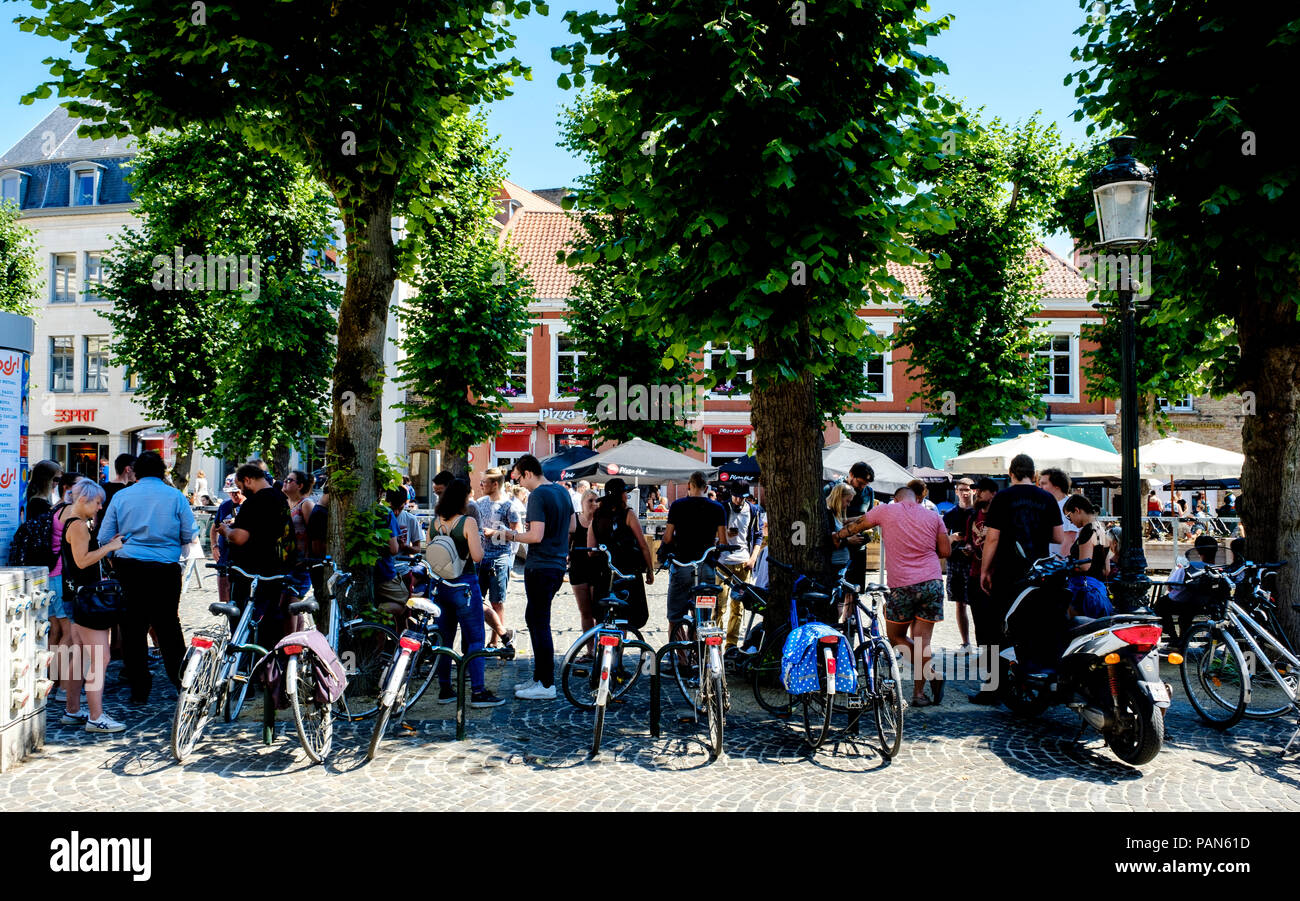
[8,502,67,567]
[425,515,468,580]
[745,501,762,550]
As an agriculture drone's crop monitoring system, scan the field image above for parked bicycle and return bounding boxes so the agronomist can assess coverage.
[172,565,332,763]
[839,580,905,758]
[366,589,447,762]
[558,545,655,757]
[659,544,740,759]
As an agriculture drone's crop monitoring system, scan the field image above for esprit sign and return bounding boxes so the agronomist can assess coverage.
[54,409,96,424]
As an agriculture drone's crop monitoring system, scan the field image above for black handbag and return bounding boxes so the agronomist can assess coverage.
[73,578,126,631]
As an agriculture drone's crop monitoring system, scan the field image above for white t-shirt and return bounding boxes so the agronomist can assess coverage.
[1049,496,1080,556]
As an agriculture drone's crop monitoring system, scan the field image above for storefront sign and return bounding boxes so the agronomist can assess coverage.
[54,409,97,423]
[702,425,753,436]
[538,408,588,422]
[545,424,594,435]
[845,422,911,432]
[498,425,533,436]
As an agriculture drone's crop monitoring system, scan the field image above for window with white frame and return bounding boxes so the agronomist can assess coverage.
[68,161,103,207]
[0,171,24,206]
[83,336,111,392]
[1036,334,1073,398]
[554,331,584,400]
[1158,395,1194,412]
[50,337,74,393]
[705,343,753,398]
[85,252,106,303]
[498,335,531,401]
[52,254,77,304]
[859,318,894,401]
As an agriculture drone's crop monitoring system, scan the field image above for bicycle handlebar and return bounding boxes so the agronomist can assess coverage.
[661,544,741,571]
[576,545,637,582]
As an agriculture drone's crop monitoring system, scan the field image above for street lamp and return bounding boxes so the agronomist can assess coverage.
[1092,135,1156,612]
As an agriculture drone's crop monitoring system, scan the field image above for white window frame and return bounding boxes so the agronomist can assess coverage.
[1158,395,1195,413]
[67,161,105,207]
[549,321,585,402]
[1033,319,1082,403]
[494,324,534,404]
[83,336,111,393]
[51,253,77,304]
[0,169,28,206]
[703,342,755,400]
[84,252,107,303]
[707,433,750,468]
[50,336,74,393]
[858,317,895,402]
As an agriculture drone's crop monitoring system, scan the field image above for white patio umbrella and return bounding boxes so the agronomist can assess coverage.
[1137,437,1243,479]
[822,440,914,493]
[944,430,1121,478]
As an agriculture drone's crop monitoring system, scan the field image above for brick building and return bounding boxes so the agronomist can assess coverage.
[402,181,1127,502]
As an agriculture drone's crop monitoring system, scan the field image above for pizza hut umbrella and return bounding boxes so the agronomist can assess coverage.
[717,455,760,479]
[539,445,598,482]
[559,437,718,485]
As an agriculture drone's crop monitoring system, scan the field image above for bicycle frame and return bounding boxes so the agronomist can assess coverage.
[1225,600,1300,709]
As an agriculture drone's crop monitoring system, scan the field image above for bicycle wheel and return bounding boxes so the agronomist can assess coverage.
[871,639,903,758]
[366,651,411,762]
[1180,622,1248,729]
[288,653,333,764]
[751,652,792,717]
[561,629,645,711]
[1241,629,1299,720]
[404,644,441,712]
[706,665,725,759]
[669,628,703,712]
[590,645,614,757]
[171,646,220,763]
[223,647,255,722]
[800,688,833,750]
[335,621,397,721]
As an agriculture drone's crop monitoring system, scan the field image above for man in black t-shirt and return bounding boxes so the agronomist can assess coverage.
[661,471,728,626]
[217,463,296,631]
[978,455,1064,679]
[942,477,976,652]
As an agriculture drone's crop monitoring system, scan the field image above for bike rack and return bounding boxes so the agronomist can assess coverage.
[456,646,516,740]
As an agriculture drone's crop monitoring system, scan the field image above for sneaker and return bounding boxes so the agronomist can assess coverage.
[85,714,126,734]
[515,682,556,701]
[470,690,506,708]
[437,685,456,704]
[59,710,88,726]
[514,678,539,693]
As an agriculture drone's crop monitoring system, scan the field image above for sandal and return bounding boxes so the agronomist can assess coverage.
[501,629,515,648]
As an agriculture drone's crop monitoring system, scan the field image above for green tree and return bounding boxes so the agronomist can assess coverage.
[0,201,40,315]
[897,108,1072,451]
[394,115,532,478]
[558,92,702,451]
[556,0,954,595]
[98,126,338,490]
[1069,0,1300,637]
[19,0,541,590]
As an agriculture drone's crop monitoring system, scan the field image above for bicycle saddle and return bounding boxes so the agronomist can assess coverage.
[208,602,240,619]
[601,593,630,609]
[288,599,319,616]
[407,597,441,618]
[693,583,724,595]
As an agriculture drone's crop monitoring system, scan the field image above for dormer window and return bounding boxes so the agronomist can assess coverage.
[67,161,105,207]
[0,169,29,207]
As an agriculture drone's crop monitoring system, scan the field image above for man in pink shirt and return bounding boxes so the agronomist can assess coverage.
[837,485,951,707]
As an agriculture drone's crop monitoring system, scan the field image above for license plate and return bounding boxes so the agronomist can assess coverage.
[1142,681,1171,704]
[695,595,716,609]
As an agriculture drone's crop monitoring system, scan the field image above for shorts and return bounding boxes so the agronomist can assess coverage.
[886,579,945,624]
[49,575,69,619]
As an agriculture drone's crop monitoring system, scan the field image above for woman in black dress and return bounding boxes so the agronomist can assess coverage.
[568,489,600,660]
[587,478,654,634]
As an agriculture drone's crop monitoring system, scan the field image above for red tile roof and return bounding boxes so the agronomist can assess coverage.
[500,181,1089,302]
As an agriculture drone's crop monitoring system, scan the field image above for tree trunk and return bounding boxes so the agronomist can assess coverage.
[751,324,829,615]
[326,184,398,605]
[170,437,194,495]
[271,443,292,481]
[445,448,470,480]
[1236,294,1300,646]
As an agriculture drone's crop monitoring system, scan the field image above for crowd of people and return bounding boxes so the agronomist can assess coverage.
[19,444,1184,736]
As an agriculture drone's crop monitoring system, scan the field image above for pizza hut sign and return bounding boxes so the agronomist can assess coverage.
[606,464,648,476]
[713,427,748,435]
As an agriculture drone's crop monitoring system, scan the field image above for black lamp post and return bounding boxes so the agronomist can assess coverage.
[1091,135,1156,612]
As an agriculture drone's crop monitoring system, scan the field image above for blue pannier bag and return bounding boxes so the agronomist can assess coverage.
[781,622,857,695]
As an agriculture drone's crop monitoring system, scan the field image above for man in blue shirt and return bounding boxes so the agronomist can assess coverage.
[100,451,197,704]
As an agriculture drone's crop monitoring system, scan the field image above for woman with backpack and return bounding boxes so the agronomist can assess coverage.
[587,478,654,632]
[24,459,62,520]
[56,479,127,733]
[430,479,504,708]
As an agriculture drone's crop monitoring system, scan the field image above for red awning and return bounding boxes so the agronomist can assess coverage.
[701,425,752,436]
[545,425,593,435]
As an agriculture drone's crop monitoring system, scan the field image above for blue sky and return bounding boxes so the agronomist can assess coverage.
[1,0,1092,254]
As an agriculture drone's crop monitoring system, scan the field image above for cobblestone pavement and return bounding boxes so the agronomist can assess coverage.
[5,562,1299,811]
